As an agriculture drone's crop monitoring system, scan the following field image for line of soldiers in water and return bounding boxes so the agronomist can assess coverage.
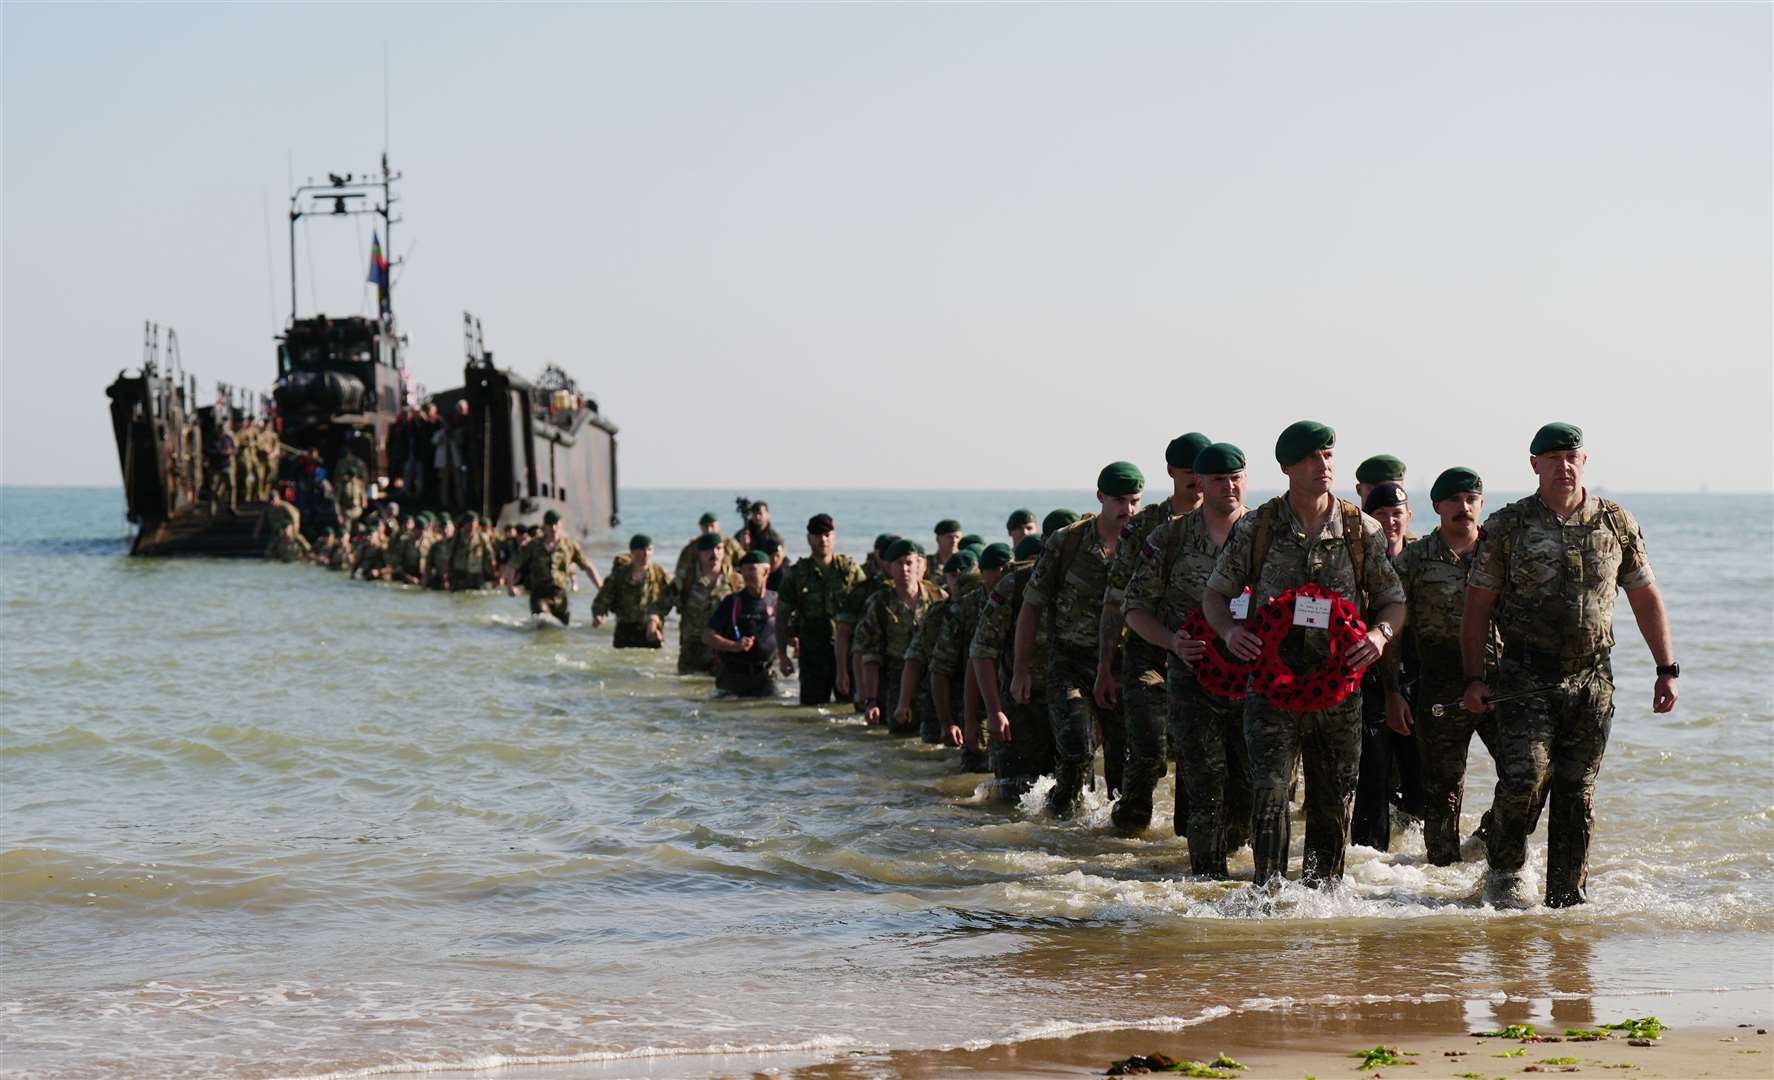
[262,419,1680,910]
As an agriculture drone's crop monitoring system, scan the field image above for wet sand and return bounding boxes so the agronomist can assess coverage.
[481,993,1774,1079]
[794,999,1774,1080]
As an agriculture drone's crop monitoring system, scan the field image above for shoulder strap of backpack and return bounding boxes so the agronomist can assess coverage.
[1338,499,1367,600]
[1246,499,1281,585]
[1052,512,1099,581]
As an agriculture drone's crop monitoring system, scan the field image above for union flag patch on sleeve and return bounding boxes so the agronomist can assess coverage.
[1141,540,1159,561]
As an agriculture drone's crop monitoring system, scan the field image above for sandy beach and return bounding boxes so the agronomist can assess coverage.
[791,999,1774,1080]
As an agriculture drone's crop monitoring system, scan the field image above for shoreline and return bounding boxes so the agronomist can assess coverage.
[405,992,1774,1080]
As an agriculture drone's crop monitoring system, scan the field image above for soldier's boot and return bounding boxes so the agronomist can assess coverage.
[1046,761,1088,819]
[1110,761,1164,834]
[1484,871,1534,910]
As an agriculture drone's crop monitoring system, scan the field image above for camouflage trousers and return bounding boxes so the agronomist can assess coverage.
[991,693,1056,803]
[677,635,719,676]
[208,462,236,512]
[1172,661,1252,878]
[1245,692,1363,886]
[1486,653,1614,907]
[530,589,571,625]
[879,659,920,737]
[1112,651,1170,830]
[1046,644,1120,817]
[1414,670,1502,866]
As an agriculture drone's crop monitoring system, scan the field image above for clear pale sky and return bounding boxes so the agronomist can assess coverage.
[4,3,1769,492]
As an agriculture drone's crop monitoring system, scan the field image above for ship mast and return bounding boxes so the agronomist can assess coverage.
[286,155,403,331]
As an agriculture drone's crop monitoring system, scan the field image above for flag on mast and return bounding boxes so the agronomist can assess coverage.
[367,231,390,318]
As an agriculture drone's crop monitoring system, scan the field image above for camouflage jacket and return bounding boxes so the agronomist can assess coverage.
[854,580,947,666]
[511,536,595,595]
[673,535,747,587]
[1207,495,1405,666]
[681,568,743,639]
[264,501,300,534]
[1468,493,1653,661]
[449,532,499,584]
[932,579,992,678]
[1124,506,1247,631]
[968,560,1046,690]
[593,561,676,624]
[1390,528,1501,671]
[907,575,979,667]
[1023,516,1115,653]
[1104,499,1187,606]
[836,568,890,628]
[777,554,864,642]
[351,540,387,578]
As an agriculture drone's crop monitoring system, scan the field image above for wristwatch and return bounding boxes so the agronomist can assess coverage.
[1656,663,1680,678]
[1376,622,1395,642]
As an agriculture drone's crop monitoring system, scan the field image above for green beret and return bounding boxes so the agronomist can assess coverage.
[1356,454,1407,485]
[934,518,962,536]
[1275,420,1335,466]
[1042,508,1079,538]
[1096,460,1145,497]
[959,533,984,550]
[542,509,562,525]
[943,550,978,575]
[695,532,722,552]
[961,540,986,557]
[873,533,898,556]
[1165,433,1213,470]
[1005,508,1036,530]
[1531,422,1583,455]
[978,542,1013,570]
[401,515,415,526]
[806,513,835,534]
[1013,535,1045,561]
[1362,482,1408,514]
[883,538,924,562]
[628,533,653,550]
[698,511,718,527]
[1431,467,1483,504]
[454,511,473,526]
[1193,442,1246,474]
[737,550,770,566]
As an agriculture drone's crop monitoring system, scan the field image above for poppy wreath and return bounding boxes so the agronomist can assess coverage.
[1252,583,1369,712]
[1181,607,1257,700]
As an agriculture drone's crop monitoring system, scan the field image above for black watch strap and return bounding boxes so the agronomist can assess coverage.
[1656,662,1680,678]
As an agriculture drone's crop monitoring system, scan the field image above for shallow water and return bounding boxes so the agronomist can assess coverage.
[1,486,1770,1079]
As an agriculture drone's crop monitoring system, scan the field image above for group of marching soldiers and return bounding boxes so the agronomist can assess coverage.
[264,418,1680,908]
[644,421,1677,910]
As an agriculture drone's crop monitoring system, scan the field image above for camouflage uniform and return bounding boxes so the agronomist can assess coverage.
[1103,500,1189,830]
[449,531,500,590]
[970,559,1056,800]
[854,580,945,736]
[258,425,281,500]
[394,529,428,584]
[593,561,676,648]
[934,580,993,769]
[351,536,388,579]
[1124,508,1253,873]
[1468,493,1653,906]
[426,532,455,589]
[1206,496,1405,885]
[907,578,980,742]
[266,531,311,563]
[776,554,864,704]
[1023,516,1122,816]
[836,569,891,710]
[674,535,747,588]
[510,535,597,624]
[678,567,742,674]
[1393,528,1504,865]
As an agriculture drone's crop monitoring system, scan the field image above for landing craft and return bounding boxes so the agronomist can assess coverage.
[105,155,618,555]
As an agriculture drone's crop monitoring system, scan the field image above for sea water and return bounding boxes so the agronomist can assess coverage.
[1,486,1769,1078]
